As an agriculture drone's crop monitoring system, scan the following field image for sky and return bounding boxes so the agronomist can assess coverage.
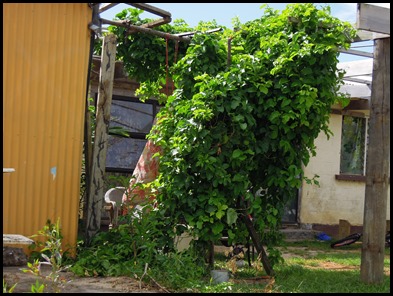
[99,3,389,63]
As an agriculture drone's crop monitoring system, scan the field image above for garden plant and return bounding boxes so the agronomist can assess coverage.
[23,218,72,293]
[74,2,362,290]
[108,2,356,268]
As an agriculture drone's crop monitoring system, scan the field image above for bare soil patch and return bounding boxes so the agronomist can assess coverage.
[3,265,165,293]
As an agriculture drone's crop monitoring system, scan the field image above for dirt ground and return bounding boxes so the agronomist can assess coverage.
[3,264,165,293]
[3,244,389,293]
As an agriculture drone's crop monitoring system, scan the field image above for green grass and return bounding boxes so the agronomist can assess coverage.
[192,240,390,293]
[274,264,390,293]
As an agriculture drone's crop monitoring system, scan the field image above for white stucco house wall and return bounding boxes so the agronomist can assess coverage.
[296,59,390,235]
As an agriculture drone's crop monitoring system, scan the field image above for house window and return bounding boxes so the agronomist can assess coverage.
[339,115,367,175]
[105,95,161,173]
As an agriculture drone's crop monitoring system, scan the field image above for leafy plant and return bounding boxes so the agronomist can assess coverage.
[30,280,45,293]
[106,8,192,84]
[70,201,164,277]
[24,218,71,293]
[143,3,356,269]
[149,250,208,291]
[90,2,356,275]
[3,279,17,293]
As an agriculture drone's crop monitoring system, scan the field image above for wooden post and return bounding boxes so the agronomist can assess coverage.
[338,219,351,239]
[85,85,94,186]
[360,37,390,284]
[208,240,214,268]
[85,34,117,244]
[240,210,274,276]
[81,86,93,230]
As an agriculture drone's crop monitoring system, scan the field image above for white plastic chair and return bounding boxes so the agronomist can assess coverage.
[104,186,126,229]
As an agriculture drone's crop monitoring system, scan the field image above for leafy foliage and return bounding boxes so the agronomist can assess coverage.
[3,279,17,293]
[92,3,356,270]
[144,3,356,266]
[101,9,227,103]
[71,203,160,276]
[70,205,208,291]
[24,219,71,293]
[99,8,192,90]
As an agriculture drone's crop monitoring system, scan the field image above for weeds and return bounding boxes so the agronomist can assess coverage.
[8,232,388,293]
[3,279,17,293]
[70,219,390,293]
[22,218,71,293]
[30,280,45,293]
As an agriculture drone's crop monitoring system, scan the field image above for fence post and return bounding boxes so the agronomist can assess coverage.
[85,34,117,244]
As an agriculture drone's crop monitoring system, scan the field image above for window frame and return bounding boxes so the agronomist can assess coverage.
[93,94,161,174]
[335,113,368,182]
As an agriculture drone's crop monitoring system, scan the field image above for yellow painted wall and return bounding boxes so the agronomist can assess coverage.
[3,3,92,254]
[300,114,390,226]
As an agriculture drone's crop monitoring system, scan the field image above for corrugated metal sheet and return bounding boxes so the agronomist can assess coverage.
[3,3,92,253]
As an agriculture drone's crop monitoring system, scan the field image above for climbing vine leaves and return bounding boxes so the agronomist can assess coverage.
[108,3,356,266]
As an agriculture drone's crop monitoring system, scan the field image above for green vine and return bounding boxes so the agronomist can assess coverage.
[103,3,356,268]
[101,8,227,103]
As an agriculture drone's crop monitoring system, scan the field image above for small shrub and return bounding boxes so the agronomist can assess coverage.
[23,218,71,293]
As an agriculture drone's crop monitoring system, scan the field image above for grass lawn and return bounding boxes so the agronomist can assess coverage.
[198,240,390,293]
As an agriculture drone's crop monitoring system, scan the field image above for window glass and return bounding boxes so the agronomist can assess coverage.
[106,136,147,170]
[105,97,158,172]
[110,100,153,133]
[340,116,367,175]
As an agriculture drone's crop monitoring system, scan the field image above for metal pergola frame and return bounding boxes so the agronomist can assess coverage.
[92,3,388,89]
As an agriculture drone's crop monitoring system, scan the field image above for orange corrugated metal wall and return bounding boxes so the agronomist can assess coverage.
[3,3,92,253]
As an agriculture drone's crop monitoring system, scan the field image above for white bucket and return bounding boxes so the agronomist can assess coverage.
[211,269,230,284]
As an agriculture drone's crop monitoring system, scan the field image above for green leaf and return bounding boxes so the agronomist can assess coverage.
[233,114,244,122]
[270,129,278,139]
[226,208,238,226]
[232,173,244,182]
[232,149,243,159]
[259,85,269,94]
[212,223,224,235]
[196,221,204,229]
[240,123,247,130]
[281,98,291,108]
[109,126,130,138]
[231,99,240,109]
[269,111,280,123]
